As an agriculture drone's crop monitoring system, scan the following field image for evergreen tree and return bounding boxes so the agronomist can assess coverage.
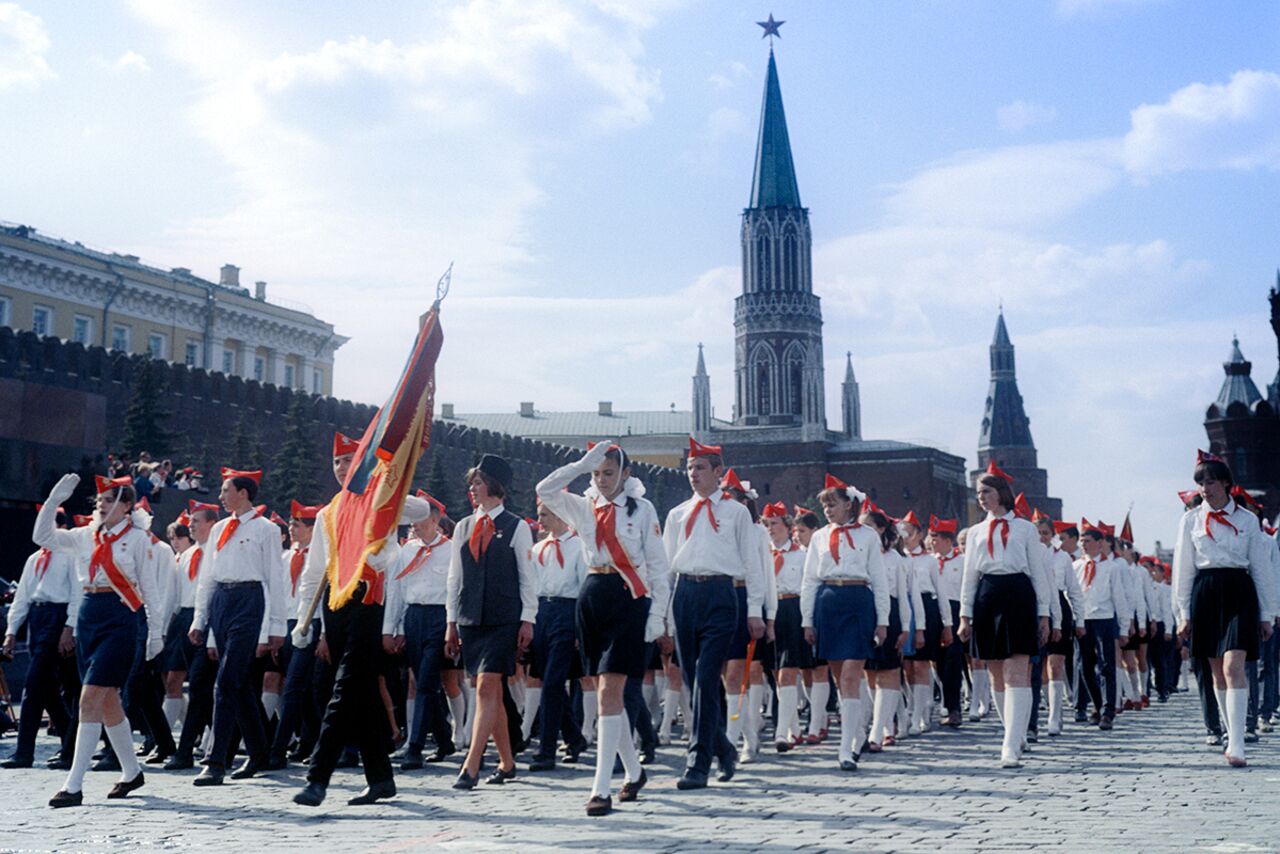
[266,393,320,506]
[226,414,254,469]
[121,357,173,458]
[424,451,456,517]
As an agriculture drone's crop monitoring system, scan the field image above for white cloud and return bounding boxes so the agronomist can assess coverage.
[997,99,1057,132]
[1123,70,1280,177]
[0,2,53,88]
[112,50,150,73]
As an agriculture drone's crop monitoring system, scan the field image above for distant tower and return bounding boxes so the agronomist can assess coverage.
[841,352,861,439]
[974,311,1061,519]
[733,47,824,429]
[1204,336,1280,495]
[693,343,711,436]
[1268,270,1280,408]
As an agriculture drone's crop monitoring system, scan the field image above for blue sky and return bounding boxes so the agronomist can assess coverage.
[3,0,1278,547]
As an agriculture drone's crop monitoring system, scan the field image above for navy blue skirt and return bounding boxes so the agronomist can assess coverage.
[773,596,813,669]
[577,572,650,678]
[1190,567,1260,661]
[814,583,876,662]
[866,596,903,671]
[727,585,752,660]
[163,606,197,672]
[969,573,1038,660]
[459,623,519,677]
[907,593,944,662]
[77,592,138,688]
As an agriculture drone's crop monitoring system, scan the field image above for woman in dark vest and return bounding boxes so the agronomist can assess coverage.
[445,455,537,789]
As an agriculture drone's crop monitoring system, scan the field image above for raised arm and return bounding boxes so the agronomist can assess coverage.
[32,475,84,554]
[536,442,611,533]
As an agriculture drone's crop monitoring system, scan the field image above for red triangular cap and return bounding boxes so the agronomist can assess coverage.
[415,489,446,515]
[269,511,286,525]
[761,501,789,519]
[290,500,322,521]
[176,511,191,526]
[928,515,958,535]
[824,473,848,491]
[1080,518,1102,535]
[1196,448,1225,465]
[333,432,359,458]
[135,496,153,515]
[1031,508,1050,523]
[221,467,262,484]
[719,468,746,493]
[900,510,922,528]
[688,436,722,458]
[985,460,1014,484]
[1013,493,1031,519]
[1052,520,1077,535]
[188,499,220,514]
[95,475,132,494]
[1177,489,1199,507]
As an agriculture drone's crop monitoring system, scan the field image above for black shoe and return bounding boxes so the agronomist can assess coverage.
[1,755,33,769]
[585,794,612,816]
[193,766,225,786]
[1074,710,1088,723]
[716,751,736,783]
[92,754,121,773]
[1244,730,1259,744]
[46,752,71,771]
[425,745,456,763]
[618,768,646,802]
[288,748,309,763]
[163,754,194,771]
[145,751,174,766]
[1089,712,1101,726]
[453,770,478,790]
[230,757,265,780]
[49,789,83,808]
[1099,716,1114,731]
[676,769,708,790]
[401,752,424,771]
[293,782,326,807]
[486,765,517,785]
[563,741,587,764]
[265,754,288,771]
[1026,731,1039,743]
[528,755,556,772]
[641,746,656,765]
[348,780,396,805]
[335,751,360,769]
[137,739,155,757]
[840,759,858,772]
[107,772,145,799]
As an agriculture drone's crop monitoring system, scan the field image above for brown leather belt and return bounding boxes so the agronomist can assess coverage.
[732,579,747,588]
[83,585,115,594]
[588,566,618,575]
[778,593,799,600]
[823,578,868,587]
[677,574,731,583]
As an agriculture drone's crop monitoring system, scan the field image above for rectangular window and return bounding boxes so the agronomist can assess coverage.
[222,349,234,375]
[0,296,10,327]
[312,369,322,394]
[111,324,130,352]
[147,332,166,359]
[32,305,53,337]
[73,315,93,344]
[184,341,199,368]
[253,356,265,382]
[283,364,295,388]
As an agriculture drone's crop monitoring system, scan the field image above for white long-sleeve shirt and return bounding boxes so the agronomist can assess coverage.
[1051,547,1086,631]
[1073,554,1132,622]
[537,458,672,638]
[799,522,888,630]
[383,533,451,635]
[769,539,805,597]
[1171,498,1279,624]
[1116,558,1149,625]
[751,524,779,621]
[1036,542,1063,629]
[960,512,1051,620]
[935,548,963,604]
[664,491,764,616]
[6,548,79,635]
[292,500,400,629]
[32,504,165,644]
[148,538,178,622]
[192,508,287,643]
[906,548,953,630]
[531,531,589,600]
[173,544,203,610]
[883,549,918,630]
[445,504,537,625]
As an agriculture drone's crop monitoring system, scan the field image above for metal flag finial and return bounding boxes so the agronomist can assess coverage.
[434,262,453,308]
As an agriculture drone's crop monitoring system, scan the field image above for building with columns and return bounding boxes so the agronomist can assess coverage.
[0,223,345,395]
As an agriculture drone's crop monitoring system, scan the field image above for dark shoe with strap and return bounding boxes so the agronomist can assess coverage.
[452,769,478,790]
[641,745,656,765]
[293,782,326,807]
[193,765,225,786]
[163,753,194,771]
[145,750,174,766]
[348,779,396,805]
[563,740,587,764]
[585,794,612,816]
[486,765,517,785]
[618,768,646,802]
[49,789,83,808]
[107,772,145,799]
[675,769,708,790]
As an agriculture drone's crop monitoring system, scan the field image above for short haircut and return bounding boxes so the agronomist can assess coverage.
[464,467,506,500]
[230,476,258,502]
[167,522,191,541]
[191,507,219,525]
[931,529,956,545]
[1193,459,1233,489]
[976,473,1015,512]
[796,511,822,531]
[688,453,724,470]
[292,516,317,528]
[1082,530,1104,542]
[1057,525,1079,539]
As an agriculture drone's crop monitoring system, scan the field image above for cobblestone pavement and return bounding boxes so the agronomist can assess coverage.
[2,690,1277,853]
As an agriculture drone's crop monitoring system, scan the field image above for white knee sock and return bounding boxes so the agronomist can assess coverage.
[591,715,622,798]
[261,691,280,722]
[808,680,830,735]
[521,687,541,741]
[1048,680,1065,731]
[870,688,897,744]
[726,699,744,748]
[1214,685,1229,733]
[448,693,467,746]
[1128,669,1142,700]
[746,684,765,748]
[914,684,932,729]
[1001,687,1031,761]
[993,688,1006,725]
[1225,687,1248,759]
[63,722,102,794]
[679,687,693,741]
[162,697,185,730]
[972,670,990,713]
[615,717,642,784]
[659,689,681,738]
[838,697,861,762]
[463,681,476,743]
[103,720,141,782]
[776,685,798,743]
[642,682,659,721]
[582,691,598,744]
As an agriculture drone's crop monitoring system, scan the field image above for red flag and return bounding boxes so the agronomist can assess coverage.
[1120,512,1134,544]
[323,304,444,609]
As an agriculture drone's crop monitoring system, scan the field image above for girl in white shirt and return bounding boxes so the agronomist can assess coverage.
[762,503,806,751]
[792,508,832,743]
[860,508,918,751]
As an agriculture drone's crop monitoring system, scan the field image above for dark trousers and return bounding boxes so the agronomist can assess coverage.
[125,607,175,755]
[271,619,321,760]
[672,576,737,775]
[1195,656,1222,734]
[1148,624,1169,698]
[177,643,215,757]
[1246,659,1259,729]
[531,599,575,758]
[404,604,453,753]
[624,666,657,752]
[1260,630,1280,719]
[208,583,268,768]
[308,594,393,787]
[1028,645,1045,734]
[12,603,73,760]
[941,600,966,713]
[1078,618,1118,714]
